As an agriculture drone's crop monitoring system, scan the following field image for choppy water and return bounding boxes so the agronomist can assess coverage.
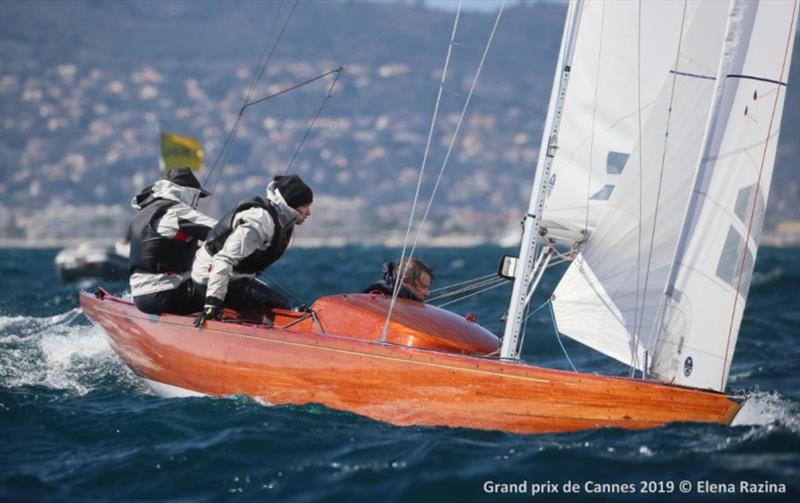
[1,247,798,501]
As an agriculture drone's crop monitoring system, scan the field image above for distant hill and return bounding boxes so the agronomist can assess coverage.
[0,0,797,244]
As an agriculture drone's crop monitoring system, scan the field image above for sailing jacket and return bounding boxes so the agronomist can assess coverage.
[129,180,217,297]
[191,182,300,306]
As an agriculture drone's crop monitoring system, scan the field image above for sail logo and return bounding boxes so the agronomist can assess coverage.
[683,356,693,377]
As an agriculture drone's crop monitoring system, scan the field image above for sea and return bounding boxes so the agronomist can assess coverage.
[1,246,798,502]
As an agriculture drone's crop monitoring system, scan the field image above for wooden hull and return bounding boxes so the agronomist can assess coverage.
[80,291,741,435]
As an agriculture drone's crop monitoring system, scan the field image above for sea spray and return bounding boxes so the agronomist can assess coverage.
[0,309,139,395]
[731,391,799,431]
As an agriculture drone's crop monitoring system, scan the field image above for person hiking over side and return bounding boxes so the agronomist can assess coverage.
[192,174,312,326]
[129,167,217,315]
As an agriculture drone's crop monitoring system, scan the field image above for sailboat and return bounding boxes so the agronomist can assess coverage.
[81,0,797,434]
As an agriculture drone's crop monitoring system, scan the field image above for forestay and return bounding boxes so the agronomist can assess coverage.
[540,1,696,245]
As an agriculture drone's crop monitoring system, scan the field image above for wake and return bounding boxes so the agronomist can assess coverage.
[0,308,140,395]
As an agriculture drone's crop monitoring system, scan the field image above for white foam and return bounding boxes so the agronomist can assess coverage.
[731,391,799,431]
[0,308,82,334]
[0,309,133,395]
[750,267,783,287]
[143,377,206,398]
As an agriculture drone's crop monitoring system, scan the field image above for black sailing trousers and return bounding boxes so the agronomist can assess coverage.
[134,277,289,315]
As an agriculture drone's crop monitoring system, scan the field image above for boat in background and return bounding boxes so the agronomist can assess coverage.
[55,241,129,283]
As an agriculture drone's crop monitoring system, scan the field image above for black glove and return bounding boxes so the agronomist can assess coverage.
[193,299,223,328]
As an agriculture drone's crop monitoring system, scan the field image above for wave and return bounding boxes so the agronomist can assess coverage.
[731,390,799,432]
[750,267,785,287]
[0,309,142,396]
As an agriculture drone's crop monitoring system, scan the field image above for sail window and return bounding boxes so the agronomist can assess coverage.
[716,226,754,295]
[589,184,615,200]
[606,151,629,174]
[734,185,752,221]
[665,285,682,302]
[733,184,765,243]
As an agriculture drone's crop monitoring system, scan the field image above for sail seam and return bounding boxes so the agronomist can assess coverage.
[673,260,742,296]
[688,191,760,245]
[552,98,657,178]
[700,129,780,163]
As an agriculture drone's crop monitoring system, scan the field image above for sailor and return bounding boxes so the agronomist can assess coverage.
[364,256,433,303]
[192,174,313,326]
[129,167,217,315]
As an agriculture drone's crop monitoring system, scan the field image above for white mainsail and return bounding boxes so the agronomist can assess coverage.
[540,0,698,245]
[551,0,732,370]
[650,0,798,391]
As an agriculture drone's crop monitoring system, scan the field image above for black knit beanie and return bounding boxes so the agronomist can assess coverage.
[274,174,313,208]
[164,167,210,197]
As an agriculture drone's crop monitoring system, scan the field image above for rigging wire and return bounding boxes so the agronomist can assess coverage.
[261,272,308,307]
[428,277,506,303]
[343,1,424,68]
[203,0,301,198]
[244,68,343,110]
[434,279,507,309]
[380,0,464,341]
[431,277,509,307]
[205,0,423,193]
[640,0,690,353]
[631,0,645,377]
[523,298,551,322]
[278,0,424,175]
[245,2,285,103]
[384,0,506,340]
[549,300,577,372]
[285,69,343,174]
[429,272,497,294]
[192,0,425,306]
[406,1,505,258]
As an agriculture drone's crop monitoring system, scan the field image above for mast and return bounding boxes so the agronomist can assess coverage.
[501,0,583,359]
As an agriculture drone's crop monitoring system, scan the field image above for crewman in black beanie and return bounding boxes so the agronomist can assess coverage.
[191,174,313,326]
[129,167,217,315]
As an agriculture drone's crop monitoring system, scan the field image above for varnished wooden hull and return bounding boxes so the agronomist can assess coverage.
[80,292,741,435]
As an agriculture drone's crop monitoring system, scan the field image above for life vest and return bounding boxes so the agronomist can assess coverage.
[129,198,199,275]
[204,196,293,274]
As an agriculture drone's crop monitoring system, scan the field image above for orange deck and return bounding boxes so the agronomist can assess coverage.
[80,290,741,435]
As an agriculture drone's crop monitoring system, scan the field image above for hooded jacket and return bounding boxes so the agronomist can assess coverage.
[129,179,217,297]
[191,181,301,305]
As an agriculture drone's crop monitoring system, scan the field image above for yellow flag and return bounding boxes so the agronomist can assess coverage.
[160,133,204,172]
